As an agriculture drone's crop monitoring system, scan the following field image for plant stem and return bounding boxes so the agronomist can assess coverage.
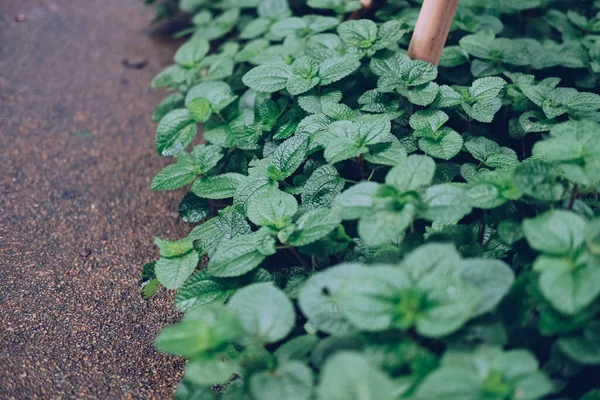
[288,247,310,271]
[568,184,578,210]
[356,155,366,180]
[367,168,375,181]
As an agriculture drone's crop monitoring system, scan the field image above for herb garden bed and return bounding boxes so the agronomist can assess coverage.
[144,0,600,399]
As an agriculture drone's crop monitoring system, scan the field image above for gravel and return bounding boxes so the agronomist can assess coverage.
[0,0,192,398]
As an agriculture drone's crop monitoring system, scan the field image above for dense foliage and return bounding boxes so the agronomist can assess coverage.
[142,0,600,398]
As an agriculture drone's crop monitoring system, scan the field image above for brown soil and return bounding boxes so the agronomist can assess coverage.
[0,0,192,398]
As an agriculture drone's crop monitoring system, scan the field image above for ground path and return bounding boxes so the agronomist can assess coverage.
[0,1,191,397]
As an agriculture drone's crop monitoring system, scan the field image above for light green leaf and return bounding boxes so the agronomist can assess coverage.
[301,165,345,209]
[191,173,246,199]
[247,188,298,227]
[243,62,292,93]
[459,259,514,316]
[421,184,472,223]
[249,361,314,400]
[410,110,449,134]
[155,109,198,156]
[174,38,210,67]
[469,76,506,102]
[317,352,396,400]
[418,128,463,160]
[208,230,276,277]
[319,55,362,85]
[175,271,230,312]
[155,304,243,357]
[298,263,365,335]
[523,210,586,255]
[186,81,238,112]
[228,283,296,343]
[324,137,366,164]
[385,154,436,192]
[333,181,379,220]
[358,205,416,247]
[337,20,377,49]
[289,208,341,246]
[155,251,200,290]
[187,97,212,123]
[151,158,198,191]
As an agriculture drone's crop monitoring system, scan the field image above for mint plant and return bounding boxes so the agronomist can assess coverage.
[142,0,600,398]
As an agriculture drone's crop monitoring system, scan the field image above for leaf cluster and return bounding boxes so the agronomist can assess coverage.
[142,0,600,398]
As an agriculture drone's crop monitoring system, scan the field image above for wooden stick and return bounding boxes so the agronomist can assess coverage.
[407,0,459,65]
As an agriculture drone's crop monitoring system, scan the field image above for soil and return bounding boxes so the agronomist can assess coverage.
[0,0,193,398]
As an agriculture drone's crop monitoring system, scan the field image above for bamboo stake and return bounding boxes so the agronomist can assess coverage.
[407,0,459,65]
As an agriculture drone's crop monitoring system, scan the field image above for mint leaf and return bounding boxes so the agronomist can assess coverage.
[317,352,396,400]
[174,38,209,67]
[155,109,198,156]
[208,230,277,277]
[151,157,198,191]
[385,154,436,192]
[247,188,298,227]
[243,62,292,93]
[155,250,200,290]
[228,283,295,343]
[318,55,362,85]
[249,361,313,400]
[289,208,341,246]
[523,210,586,255]
[191,173,246,199]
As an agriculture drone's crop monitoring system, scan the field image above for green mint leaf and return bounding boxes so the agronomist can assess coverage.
[234,176,278,213]
[174,38,209,68]
[317,352,396,400]
[271,133,309,179]
[240,17,272,39]
[385,154,436,192]
[458,259,514,316]
[186,97,212,123]
[337,19,377,50]
[228,282,295,343]
[155,304,243,356]
[186,81,238,112]
[558,322,600,365]
[324,137,366,164]
[523,210,586,255]
[318,55,362,85]
[191,173,246,199]
[247,188,298,227]
[155,250,200,290]
[333,181,378,220]
[298,263,365,335]
[151,157,198,191]
[243,62,292,93]
[208,230,277,278]
[249,361,313,400]
[440,46,469,67]
[421,184,472,223]
[410,110,449,134]
[418,128,464,160]
[258,0,292,20]
[151,65,188,89]
[469,76,506,102]
[175,270,230,312]
[155,109,198,156]
[179,193,210,223]
[358,204,416,247]
[288,208,341,246]
[301,165,344,209]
